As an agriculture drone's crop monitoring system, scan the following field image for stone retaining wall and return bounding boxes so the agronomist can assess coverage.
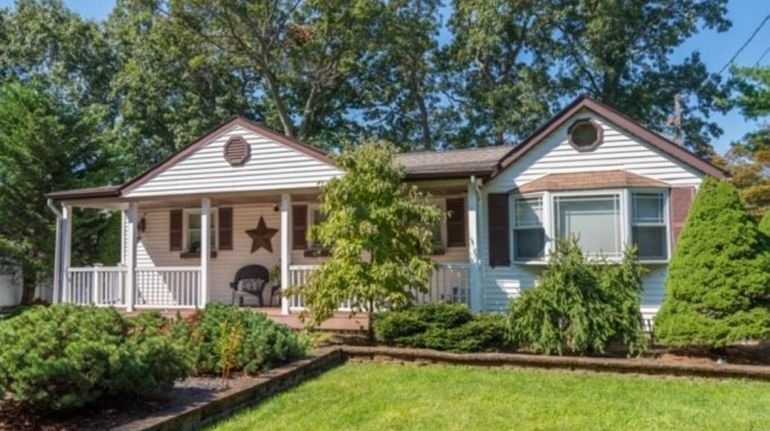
[342,345,770,381]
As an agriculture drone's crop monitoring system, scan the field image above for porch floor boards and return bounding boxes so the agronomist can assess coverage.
[121,307,369,333]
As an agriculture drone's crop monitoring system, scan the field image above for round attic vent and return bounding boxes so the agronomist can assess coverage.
[224,136,250,166]
[568,119,603,152]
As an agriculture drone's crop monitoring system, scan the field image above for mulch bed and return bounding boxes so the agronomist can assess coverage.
[0,376,256,431]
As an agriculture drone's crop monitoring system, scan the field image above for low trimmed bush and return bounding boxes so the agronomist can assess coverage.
[373,303,508,352]
[184,304,308,375]
[0,305,188,411]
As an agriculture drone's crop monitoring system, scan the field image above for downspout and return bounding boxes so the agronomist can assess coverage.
[46,199,62,303]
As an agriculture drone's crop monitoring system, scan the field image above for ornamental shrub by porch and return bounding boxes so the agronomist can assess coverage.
[506,238,647,356]
[186,304,308,375]
[655,178,770,347]
[372,303,509,352]
[0,305,188,411]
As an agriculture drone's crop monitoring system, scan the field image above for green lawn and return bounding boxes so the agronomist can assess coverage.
[210,362,770,431]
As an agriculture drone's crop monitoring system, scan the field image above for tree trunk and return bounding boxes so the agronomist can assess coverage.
[20,265,37,305]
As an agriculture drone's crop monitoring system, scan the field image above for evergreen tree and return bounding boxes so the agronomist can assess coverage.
[655,177,770,348]
[760,211,770,236]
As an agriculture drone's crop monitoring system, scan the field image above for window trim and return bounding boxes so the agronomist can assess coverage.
[183,207,219,254]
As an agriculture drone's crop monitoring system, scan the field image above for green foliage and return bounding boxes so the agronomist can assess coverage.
[761,211,770,236]
[729,65,770,215]
[546,0,731,157]
[293,142,442,328]
[373,303,509,352]
[187,304,308,376]
[507,238,647,356]
[0,81,115,302]
[655,177,770,347]
[0,305,188,411]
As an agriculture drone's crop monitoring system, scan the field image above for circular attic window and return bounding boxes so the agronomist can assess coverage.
[568,119,603,152]
[224,136,251,166]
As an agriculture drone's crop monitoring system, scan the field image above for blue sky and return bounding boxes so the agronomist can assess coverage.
[1,0,769,154]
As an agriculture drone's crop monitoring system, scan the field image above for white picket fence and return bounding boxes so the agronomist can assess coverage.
[287,263,470,311]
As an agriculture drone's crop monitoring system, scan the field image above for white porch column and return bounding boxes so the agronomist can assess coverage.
[200,198,211,309]
[280,193,291,315]
[468,178,483,312]
[124,203,138,312]
[59,205,72,303]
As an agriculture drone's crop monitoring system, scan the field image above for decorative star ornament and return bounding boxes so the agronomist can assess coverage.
[246,216,278,253]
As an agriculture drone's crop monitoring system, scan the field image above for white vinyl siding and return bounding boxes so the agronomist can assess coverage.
[124,125,343,198]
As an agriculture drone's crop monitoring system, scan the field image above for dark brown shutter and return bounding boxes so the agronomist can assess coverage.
[292,205,308,250]
[446,198,466,247]
[670,186,695,250]
[218,207,233,250]
[169,209,183,251]
[487,193,510,267]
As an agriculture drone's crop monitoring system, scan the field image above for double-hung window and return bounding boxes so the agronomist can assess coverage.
[513,196,546,261]
[186,209,217,253]
[554,194,622,257]
[631,192,667,260]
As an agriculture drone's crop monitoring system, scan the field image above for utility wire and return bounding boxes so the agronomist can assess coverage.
[755,45,770,66]
[715,14,770,76]
[696,14,770,92]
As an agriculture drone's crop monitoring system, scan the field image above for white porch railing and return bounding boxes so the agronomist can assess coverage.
[66,266,200,309]
[287,263,471,311]
[134,267,201,309]
[66,266,127,306]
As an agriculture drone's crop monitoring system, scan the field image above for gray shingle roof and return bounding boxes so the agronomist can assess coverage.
[397,146,511,179]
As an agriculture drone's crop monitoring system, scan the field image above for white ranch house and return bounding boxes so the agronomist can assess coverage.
[47,96,725,320]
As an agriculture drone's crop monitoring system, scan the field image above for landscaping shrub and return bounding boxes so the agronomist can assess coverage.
[373,303,508,352]
[0,305,188,411]
[186,304,308,375]
[760,210,770,237]
[655,177,770,348]
[507,238,647,356]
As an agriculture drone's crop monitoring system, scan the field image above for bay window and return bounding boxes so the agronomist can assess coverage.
[510,189,669,263]
[513,197,545,261]
[555,194,622,257]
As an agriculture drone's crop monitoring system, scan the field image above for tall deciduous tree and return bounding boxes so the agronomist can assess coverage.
[547,0,731,157]
[106,0,258,174]
[292,142,442,330]
[655,177,770,348]
[441,0,557,148]
[0,82,111,303]
[727,65,770,215]
[169,0,381,146]
[359,0,443,150]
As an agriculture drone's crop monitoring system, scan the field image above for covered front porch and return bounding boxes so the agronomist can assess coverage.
[52,187,477,317]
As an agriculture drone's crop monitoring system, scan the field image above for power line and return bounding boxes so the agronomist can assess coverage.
[715,14,770,76]
[755,45,770,66]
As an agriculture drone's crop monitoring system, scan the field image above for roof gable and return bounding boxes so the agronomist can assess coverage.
[122,118,342,198]
[496,96,726,179]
